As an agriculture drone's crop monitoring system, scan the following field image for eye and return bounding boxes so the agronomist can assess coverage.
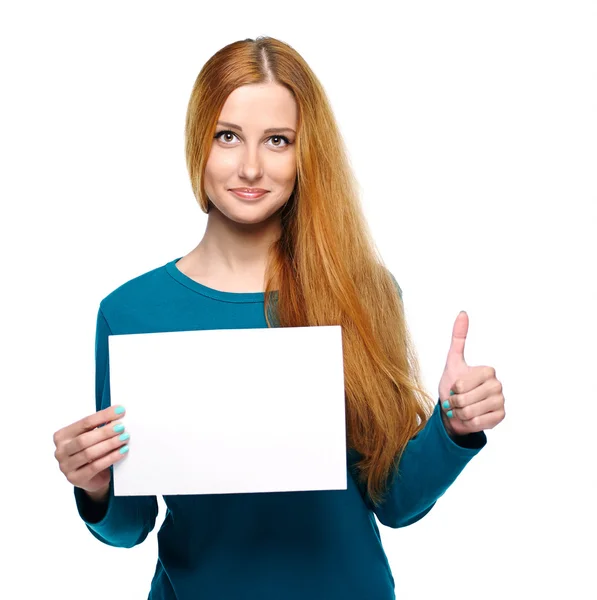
[267,135,291,148]
[214,130,239,144]
[214,130,292,149]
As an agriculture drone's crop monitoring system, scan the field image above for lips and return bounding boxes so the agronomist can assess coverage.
[229,188,268,200]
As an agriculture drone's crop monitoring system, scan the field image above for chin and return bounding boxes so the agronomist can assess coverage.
[216,198,288,224]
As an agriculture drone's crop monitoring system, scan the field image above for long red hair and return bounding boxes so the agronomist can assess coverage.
[185,36,436,507]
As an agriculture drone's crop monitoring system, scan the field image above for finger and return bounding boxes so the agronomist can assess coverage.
[63,429,130,472]
[450,375,501,408]
[61,419,127,459]
[447,311,469,364]
[448,393,503,422]
[451,366,496,396]
[455,409,505,433]
[54,405,126,446]
[66,444,130,488]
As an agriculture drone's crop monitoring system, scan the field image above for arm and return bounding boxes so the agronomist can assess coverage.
[349,400,486,529]
[363,272,487,526]
[73,306,159,548]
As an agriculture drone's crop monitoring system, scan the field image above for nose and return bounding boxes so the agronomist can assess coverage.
[238,145,264,180]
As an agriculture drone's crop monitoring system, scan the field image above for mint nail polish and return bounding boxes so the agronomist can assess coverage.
[119,433,130,441]
[447,410,453,418]
[115,406,125,414]
[119,445,129,454]
[443,401,450,409]
[113,424,124,433]
[449,390,455,396]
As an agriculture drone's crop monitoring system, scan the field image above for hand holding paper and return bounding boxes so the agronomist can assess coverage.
[53,405,130,500]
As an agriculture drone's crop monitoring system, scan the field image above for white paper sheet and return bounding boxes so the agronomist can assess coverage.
[107,325,347,496]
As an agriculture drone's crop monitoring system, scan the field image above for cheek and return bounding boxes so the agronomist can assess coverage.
[205,151,236,179]
[273,156,297,184]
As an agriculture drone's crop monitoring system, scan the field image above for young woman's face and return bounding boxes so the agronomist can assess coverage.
[204,83,298,225]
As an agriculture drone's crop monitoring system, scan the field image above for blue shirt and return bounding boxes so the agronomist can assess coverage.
[73,257,487,600]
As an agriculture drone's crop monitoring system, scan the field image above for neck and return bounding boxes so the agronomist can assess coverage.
[190,206,282,279]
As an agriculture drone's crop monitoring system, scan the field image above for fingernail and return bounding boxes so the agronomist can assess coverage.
[113,423,125,433]
[115,406,125,414]
[449,390,455,396]
[119,433,130,442]
[447,410,453,418]
[119,445,129,454]
[443,401,450,409]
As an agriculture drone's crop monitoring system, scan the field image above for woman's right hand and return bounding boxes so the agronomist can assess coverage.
[53,405,130,501]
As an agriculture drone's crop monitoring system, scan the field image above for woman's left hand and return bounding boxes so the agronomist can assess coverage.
[438,311,506,438]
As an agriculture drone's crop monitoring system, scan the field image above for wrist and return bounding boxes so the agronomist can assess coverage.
[84,486,110,504]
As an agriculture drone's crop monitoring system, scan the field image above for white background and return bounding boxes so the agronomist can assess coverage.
[2,1,595,598]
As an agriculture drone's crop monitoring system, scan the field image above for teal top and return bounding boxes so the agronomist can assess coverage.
[73,258,487,600]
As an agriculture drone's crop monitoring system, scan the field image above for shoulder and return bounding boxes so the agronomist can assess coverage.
[387,270,402,299]
[98,258,175,329]
[378,265,402,300]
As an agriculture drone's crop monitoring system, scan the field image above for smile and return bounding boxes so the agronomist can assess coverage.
[229,189,269,200]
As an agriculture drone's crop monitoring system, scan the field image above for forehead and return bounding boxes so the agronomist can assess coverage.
[219,83,298,128]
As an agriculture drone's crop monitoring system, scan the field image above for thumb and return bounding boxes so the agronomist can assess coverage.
[446,310,469,368]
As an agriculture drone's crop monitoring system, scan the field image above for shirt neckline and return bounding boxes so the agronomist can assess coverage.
[165,257,277,304]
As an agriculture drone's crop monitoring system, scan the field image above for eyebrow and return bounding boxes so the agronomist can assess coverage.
[216,121,296,135]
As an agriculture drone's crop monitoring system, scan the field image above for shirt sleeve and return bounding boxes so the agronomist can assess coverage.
[72,305,159,548]
[349,400,486,528]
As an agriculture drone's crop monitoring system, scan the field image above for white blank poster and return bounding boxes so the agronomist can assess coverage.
[107,325,347,496]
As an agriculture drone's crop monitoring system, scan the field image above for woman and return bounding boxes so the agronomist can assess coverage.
[53,36,505,599]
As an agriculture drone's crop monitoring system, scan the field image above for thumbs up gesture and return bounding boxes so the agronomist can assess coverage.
[438,311,506,438]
